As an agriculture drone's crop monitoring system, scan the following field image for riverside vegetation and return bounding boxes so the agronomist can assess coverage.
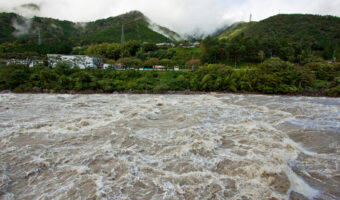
[0,12,339,96]
[1,57,339,96]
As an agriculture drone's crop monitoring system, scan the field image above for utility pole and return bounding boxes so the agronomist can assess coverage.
[191,54,194,71]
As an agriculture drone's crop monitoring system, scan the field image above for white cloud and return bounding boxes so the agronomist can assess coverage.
[0,0,339,36]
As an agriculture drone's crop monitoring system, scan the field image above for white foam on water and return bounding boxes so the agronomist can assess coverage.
[0,93,339,199]
[285,167,319,199]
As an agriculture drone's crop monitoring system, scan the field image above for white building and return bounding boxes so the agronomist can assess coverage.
[153,65,168,71]
[181,41,201,49]
[156,43,175,47]
[5,58,44,67]
[47,54,103,69]
[192,41,200,46]
[103,64,111,69]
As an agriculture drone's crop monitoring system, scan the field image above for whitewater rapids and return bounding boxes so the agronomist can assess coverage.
[0,93,339,200]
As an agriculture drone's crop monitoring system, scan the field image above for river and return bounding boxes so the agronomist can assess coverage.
[0,94,339,199]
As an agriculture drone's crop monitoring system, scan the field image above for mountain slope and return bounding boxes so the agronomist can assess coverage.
[218,14,340,47]
[0,13,17,42]
[81,11,179,44]
[218,22,251,40]
[0,10,180,45]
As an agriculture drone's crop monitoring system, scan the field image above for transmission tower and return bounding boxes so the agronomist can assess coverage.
[136,22,141,43]
[121,24,125,44]
[38,28,41,45]
[249,14,252,23]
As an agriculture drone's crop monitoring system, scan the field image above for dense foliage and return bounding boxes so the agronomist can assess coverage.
[77,41,199,67]
[217,14,340,62]
[1,58,339,96]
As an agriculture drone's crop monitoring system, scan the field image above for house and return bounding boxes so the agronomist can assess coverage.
[181,41,201,48]
[5,58,43,67]
[153,65,168,71]
[174,66,180,71]
[6,59,30,66]
[156,43,175,47]
[192,41,200,47]
[28,60,44,67]
[103,63,121,69]
[47,54,103,69]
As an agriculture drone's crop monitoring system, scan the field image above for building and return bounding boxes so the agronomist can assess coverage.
[103,64,111,69]
[47,54,103,69]
[192,41,200,47]
[153,65,168,71]
[138,67,153,71]
[5,58,44,67]
[28,60,44,67]
[156,43,175,47]
[103,63,126,70]
[180,41,201,48]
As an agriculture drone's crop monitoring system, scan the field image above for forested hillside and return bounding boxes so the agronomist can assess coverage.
[217,14,340,61]
[0,11,179,56]
[219,14,340,45]
[80,11,177,44]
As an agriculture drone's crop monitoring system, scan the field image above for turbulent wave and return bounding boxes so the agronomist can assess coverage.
[0,94,339,199]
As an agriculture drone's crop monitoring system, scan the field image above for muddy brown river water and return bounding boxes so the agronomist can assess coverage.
[0,94,339,200]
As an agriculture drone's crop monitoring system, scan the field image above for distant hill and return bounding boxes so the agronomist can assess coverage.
[218,14,340,47]
[0,11,181,45]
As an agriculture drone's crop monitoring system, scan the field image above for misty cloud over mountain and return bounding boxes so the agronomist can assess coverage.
[1,0,340,36]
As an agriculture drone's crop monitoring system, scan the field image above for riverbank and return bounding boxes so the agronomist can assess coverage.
[2,89,338,98]
[1,59,339,97]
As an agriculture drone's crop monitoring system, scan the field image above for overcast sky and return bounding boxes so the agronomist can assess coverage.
[1,0,340,35]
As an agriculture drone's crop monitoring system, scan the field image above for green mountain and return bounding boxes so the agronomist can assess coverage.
[81,11,181,44]
[0,11,180,45]
[0,12,81,44]
[218,14,340,47]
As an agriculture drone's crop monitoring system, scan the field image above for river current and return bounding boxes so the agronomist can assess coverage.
[0,94,339,200]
